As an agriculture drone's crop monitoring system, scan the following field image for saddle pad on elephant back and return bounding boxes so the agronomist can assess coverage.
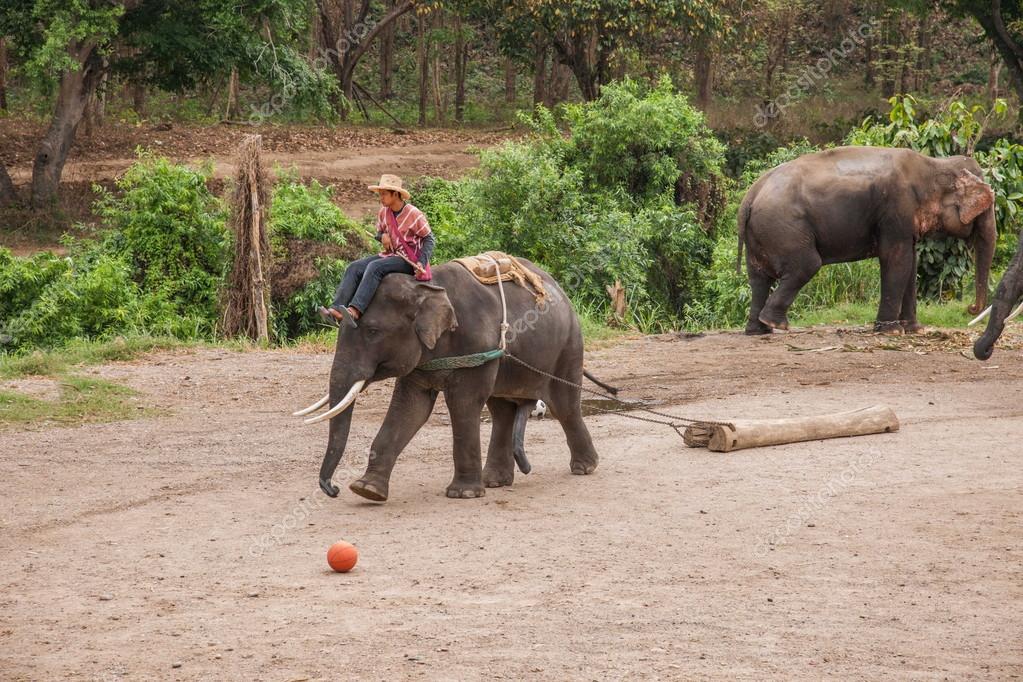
[453,251,548,303]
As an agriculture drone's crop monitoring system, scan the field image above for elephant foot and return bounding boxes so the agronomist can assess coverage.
[745,319,773,335]
[445,479,486,499]
[570,452,598,475]
[349,478,388,502]
[901,320,925,334]
[758,312,789,331]
[319,478,340,498]
[482,466,515,488]
[874,320,904,335]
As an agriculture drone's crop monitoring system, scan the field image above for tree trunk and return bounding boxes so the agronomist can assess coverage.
[548,61,571,106]
[453,15,467,123]
[30,46,104,209]
[916,13,931,92]
[0,37,8,112]
[504,57,516,104]
[972,0,1023,110]
[131,81,146,116]
[418,12,428,125]
[379,0,395,99]
[532,37,547,105]
[431,11,444,123]
[989,49,1002,100]
[317,0,412,118]
[693,40,714,109]
[225,66,241,119]
[0,160,16,207]
[684,405,900,453]
[864,34,875,87]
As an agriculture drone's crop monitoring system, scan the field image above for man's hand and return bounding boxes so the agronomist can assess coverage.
[412,262,425,276]
[381,232,393,251]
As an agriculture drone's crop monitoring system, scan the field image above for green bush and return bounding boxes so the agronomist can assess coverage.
[556,76,726,203]
[415,78,723,330]
[267,174,370,340]
[94,152,229,329]
[1,153,228,351]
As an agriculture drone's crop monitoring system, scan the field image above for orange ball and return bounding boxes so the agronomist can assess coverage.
[327,541,358,572]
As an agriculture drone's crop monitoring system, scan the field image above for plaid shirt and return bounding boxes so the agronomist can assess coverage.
[377,203,431,260]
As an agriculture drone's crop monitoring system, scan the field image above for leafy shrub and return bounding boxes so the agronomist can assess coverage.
[267,174,370,339]
[556,76,726,203]
[416,79,723,330]
[1,154,228,351]
[94,152,229,329]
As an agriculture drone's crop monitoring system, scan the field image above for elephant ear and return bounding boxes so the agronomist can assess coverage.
[414,283,458,350]
[955,170,995,225]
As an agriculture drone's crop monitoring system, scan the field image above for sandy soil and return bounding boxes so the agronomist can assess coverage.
[1,327,1022,680]
[0,121,512,223]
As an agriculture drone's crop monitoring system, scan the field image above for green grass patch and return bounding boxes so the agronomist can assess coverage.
[790,300,975,329]
[0,375,153,428]
[0,335,195,379]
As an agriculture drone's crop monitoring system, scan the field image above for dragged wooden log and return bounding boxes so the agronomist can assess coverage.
[683,405,899,453]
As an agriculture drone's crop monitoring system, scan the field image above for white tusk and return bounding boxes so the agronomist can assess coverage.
[303,381,366,425]
[292,393,329,417]
[1005,300,1023,323]
[968,305,992,326]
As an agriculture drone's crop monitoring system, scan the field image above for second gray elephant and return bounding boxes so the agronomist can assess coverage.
[739,146,996,334]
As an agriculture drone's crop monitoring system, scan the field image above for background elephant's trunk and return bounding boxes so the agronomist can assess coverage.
[974,240,1023,360]
[968,206,996,316]
[317,377,360,497]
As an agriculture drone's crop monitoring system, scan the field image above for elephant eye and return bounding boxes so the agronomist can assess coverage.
[364,326,380,338]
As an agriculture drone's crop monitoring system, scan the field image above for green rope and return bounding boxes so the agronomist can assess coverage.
[416,348,505,371]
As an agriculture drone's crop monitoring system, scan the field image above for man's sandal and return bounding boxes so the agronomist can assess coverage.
[317,306,341,329]
[337,306,359,329]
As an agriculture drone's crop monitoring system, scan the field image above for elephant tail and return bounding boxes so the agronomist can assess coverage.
[736,193,753,275]
[583,369,618,395]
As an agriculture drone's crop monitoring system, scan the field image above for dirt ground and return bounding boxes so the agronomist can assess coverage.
[1,326,1021,680]
[0,121,513,256]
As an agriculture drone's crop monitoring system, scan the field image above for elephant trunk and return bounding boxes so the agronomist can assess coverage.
[317,374,364,497]
[974,240,1023,361]
[968,206,996,316]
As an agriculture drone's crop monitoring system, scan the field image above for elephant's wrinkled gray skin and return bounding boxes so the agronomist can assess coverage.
[315,259,598,502]
[974,236,1023,360]
[739,146,997,334]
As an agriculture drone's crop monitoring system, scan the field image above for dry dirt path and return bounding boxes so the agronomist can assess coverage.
[0,122,510,222]
[1,328,1021,680]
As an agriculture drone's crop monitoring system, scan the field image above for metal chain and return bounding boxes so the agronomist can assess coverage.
[503,352,730,433]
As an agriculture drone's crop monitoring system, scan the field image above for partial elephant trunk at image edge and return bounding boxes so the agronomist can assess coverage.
[974,238,1023,361]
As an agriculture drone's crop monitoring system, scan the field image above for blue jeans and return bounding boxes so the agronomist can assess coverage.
[330,255,413,314]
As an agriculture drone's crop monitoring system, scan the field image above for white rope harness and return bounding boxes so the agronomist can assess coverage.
[482,255,510,351]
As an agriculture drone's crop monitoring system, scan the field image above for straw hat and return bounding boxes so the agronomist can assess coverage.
[367,173,410,200]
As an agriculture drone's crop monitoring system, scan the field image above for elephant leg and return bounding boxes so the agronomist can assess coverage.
[876,241,914,333]
[482,398,517,488]
[746,268,775,335]
[545,375,599,475]
[759,252,821,331]
[349,378,438,502]
[444,388,488,499]
[900,250,923,333]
